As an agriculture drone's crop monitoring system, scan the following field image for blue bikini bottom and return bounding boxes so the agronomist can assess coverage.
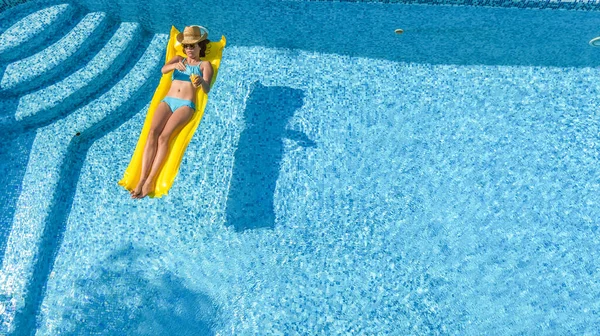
[162,96,196,112]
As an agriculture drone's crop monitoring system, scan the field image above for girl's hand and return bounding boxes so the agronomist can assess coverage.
[193,75,203,87]
[175,59,186,71]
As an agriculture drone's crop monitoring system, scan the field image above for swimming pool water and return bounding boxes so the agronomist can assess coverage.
[1,0,600,335]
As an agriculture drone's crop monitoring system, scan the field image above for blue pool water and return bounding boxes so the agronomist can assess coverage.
[1,0,600,334]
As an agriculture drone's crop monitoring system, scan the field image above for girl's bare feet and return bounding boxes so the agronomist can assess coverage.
[138,179,155,199]
[131,178,146,198]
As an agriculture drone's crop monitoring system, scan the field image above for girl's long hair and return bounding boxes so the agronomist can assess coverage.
[198,39,210,57]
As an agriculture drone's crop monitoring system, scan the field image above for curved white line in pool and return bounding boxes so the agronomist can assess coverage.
[589,36,600,46]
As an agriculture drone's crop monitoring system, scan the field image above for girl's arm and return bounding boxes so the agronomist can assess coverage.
[161,56,185,74]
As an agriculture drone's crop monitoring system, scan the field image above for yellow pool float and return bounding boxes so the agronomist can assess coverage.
[119,26,226,198]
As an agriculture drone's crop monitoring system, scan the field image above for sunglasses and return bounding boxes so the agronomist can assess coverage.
[183,44,197,49]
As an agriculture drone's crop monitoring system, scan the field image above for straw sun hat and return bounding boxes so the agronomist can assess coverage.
[177,26,209,44]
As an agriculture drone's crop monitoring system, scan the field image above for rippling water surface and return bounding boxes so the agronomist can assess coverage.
[1,0,600,334]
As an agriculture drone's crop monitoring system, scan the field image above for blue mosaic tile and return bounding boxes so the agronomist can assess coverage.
[0,33,166,334]
[5,0,600,13]
[0,12,108,93]
[2,0,600,335]
[0,4,73,55]
[14,22,142,123]
[297,0,600,10]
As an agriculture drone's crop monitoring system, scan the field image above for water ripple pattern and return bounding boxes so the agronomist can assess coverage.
[0,4,71,54]
[15,22,142,121]
[2,0,600,335]
[0,11,107,91]
[285,0,600,10]
[0,29,167,334]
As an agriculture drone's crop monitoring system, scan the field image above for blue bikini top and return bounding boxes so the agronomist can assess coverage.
[172,58,203,82]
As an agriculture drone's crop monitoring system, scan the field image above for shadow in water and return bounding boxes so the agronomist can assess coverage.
[0,27,154,268]
[0,94,30,266]
[78,0,600,68]
[0,0,85,66]
[58,247,219,335]
[0,123,34,266]
[9,55,162,336]
[226,82,314,232]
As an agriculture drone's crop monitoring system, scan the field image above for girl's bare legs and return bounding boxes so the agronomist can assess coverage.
[136,105,194,198]
[131,102,172,198]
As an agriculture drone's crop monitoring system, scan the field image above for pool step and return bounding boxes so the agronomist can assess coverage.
[0,0,68,24]
[0,33,168,335]
[0,1,82,63]
[0,11,111,94]
[13,22,145,127]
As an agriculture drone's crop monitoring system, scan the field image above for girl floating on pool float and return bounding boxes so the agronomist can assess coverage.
[130,25,213,199]
[120,26,226,198]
